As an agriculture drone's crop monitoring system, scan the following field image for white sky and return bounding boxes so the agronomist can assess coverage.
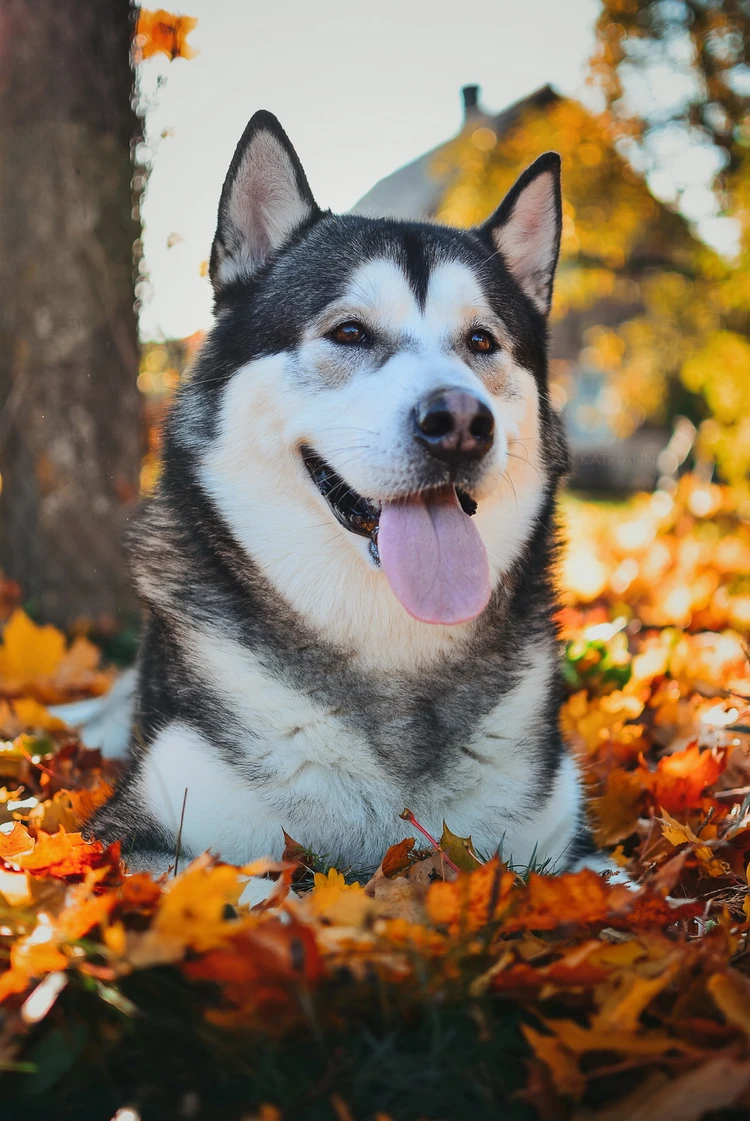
[137,0,601,340]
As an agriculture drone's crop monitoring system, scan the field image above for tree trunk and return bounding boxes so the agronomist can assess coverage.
[0,0,141,629]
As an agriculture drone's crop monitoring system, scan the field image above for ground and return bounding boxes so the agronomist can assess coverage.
[0,473,750,1121]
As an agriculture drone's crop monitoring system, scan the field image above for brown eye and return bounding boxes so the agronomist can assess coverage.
[468,329,496,354]
[329,321,369,346]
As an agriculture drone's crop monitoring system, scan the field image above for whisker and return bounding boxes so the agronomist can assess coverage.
[501,470,518,505]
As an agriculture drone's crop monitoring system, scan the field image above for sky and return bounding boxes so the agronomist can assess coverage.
[137,0,601,340]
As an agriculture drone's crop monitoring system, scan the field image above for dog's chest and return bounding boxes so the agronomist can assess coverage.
[185,628,528,782]
[156,629,557,864]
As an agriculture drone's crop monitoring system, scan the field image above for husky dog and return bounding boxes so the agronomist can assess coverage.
[91,111,605,876]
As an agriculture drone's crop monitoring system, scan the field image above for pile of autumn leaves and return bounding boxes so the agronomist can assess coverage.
[1,476,750,1119]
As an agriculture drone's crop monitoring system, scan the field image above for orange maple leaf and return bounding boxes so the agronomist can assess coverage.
[0,821,35,861]
[184,920,323,1029]
[505,870,633,932]
[381,837,416,878]
[17,829,112,879]
[644,743,726,815]
[135,10,198,62]
[427,857,516,932]
[119,873,163,912]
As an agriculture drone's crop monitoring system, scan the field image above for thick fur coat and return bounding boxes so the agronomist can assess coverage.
[91,112,604,876]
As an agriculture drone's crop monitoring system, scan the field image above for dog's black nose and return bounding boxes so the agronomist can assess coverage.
[413,389,494,465]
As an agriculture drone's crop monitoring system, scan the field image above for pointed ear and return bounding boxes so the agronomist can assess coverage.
[480,152,562,316]
[210,111,320,291]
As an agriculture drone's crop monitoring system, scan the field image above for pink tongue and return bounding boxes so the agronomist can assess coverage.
[378,487,491,625]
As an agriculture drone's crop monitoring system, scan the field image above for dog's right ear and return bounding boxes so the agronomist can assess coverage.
[209,111,320,291]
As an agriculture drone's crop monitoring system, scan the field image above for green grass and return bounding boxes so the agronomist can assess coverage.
[3,966,535,1121]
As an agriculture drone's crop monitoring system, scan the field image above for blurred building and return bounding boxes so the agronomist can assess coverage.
[354,86,681,492]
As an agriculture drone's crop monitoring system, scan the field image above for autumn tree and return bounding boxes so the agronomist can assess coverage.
[590,0,750,480]
[438,2,750,482]
[0,0,142,628]
[590,0,750,188]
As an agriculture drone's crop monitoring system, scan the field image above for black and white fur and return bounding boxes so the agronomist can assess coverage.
[91,111,604,876]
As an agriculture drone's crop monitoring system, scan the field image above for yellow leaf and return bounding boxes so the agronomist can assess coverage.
[659,808,729,878]
[153,860,248,952]
[522,1024,585,1099]
[707,971,750,1037]
[308,867,370,925]
[8,699,65,733]
[546,1016,698,1058]
[0,611,66,688]
[312,867,352,892]
[591,958,681,1033]
[54,637,102,688]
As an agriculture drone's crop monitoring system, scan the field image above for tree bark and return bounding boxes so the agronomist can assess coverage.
[0,0,141,629]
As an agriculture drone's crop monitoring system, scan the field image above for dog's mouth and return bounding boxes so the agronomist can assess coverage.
[301,447,383,551]
[301,446,489,626]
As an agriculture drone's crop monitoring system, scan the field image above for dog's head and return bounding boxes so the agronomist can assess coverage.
[189,112,565,635]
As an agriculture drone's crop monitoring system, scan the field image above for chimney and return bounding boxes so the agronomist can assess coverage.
[462,85,481,119]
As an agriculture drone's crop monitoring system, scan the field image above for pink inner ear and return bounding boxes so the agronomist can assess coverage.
[494,171,558,312]
[222,133,313,281]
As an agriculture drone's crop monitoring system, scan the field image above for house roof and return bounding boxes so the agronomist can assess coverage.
[351,85,561,220]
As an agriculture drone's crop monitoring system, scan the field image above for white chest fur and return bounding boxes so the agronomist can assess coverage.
[137,628,582,872]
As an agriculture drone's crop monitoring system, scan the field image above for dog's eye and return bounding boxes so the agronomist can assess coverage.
[329,321,369,346]
[467,329,497,354]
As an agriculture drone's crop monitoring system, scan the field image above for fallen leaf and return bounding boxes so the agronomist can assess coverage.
[0,611,66,689]
[381,837,415,878]
[17,829,111,878]
[439,822,481,872]
[523,1024,586,1099]
[0,821,34,861]
[645,744,725,815]
[427,857,515,931]
[505,870,633,932]
[0,699,65,737]
[591,958,681,1032]
[659,809,729,878]
[707,970,750,1037]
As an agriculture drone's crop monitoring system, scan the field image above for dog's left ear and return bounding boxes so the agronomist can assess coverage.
[479,152,562,316]
[210,110,321,291]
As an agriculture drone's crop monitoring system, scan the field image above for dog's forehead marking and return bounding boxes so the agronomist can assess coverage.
[423,262,492,333]
[345,258,418,327]
[344,258,494,342]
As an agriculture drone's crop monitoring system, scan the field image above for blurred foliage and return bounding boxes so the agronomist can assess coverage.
[436,1,750,483]
[138,333,203,494]
[560,470,750,631]
[590,0,749,176]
